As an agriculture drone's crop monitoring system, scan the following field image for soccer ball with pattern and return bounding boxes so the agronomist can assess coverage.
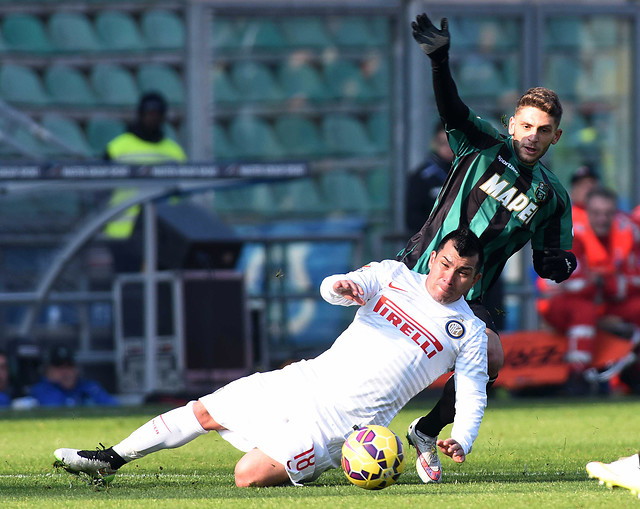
[341,425,405,490]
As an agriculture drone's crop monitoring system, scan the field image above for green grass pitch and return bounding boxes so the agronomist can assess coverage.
[1,397,639,508]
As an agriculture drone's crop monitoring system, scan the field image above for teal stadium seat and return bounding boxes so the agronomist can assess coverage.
[48,12,103,53]
[137,64,184,105]
[456,57,504,98]
[367,112,390,152]
[0,124,45,160]
[445,17,477,49]
[366,56,389,99]
[141,10,184,50]
[239,19,286,50]
[0,64,50,105]
[544,54,583,98]
[95,10,146,51]
[274,114,324,157]
[277,61,331,103]
[323,59,374,102]
[545,17,585,48]
[330,17,375,47]
[90,63,139,106]
[588,17,618,48]
[211,17,240,51]
[212,65,241,104]
[212,123,239,160]
[270,177,325,214]
[279,17,332,48]
[44,65,97,106]
[231,61,285,103]
[229,115,285,159]
[41,114,92,158]
[366,167,390,211]
[319,170,370,213]
[2,14,51,53]
[477,17,520,51]
[322,113,378,156]
[86,116,126,156]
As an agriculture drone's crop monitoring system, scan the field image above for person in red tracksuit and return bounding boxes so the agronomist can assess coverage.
[537,187,640,391]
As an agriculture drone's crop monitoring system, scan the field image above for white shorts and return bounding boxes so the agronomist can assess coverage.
[199,361,346,485]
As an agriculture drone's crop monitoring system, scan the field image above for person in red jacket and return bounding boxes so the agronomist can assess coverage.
[538,187,640,390]
[569,164,600,231]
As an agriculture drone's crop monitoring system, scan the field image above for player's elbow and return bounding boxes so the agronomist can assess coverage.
[234,462,257,487]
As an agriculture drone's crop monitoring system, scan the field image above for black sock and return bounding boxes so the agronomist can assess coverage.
[416,374,498,437]
[105,447,127,469]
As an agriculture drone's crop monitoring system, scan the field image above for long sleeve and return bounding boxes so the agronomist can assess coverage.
[431,58,469,129]
[450,326,488,455]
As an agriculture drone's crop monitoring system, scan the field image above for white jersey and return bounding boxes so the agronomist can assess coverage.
[317,260,488,455]
[201,259,487,485]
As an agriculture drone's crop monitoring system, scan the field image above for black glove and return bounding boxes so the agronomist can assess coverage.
[532,248,577,283]
[411,13,450,63]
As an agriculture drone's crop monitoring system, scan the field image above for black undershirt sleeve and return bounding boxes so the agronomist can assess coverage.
[431,57,469,129]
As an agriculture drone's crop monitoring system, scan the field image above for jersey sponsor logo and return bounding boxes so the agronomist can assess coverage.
[534,182,550,204]
[497,155,519,176]
[445,320,465,339]
[388,281,407,292]
[372,295,443,358]
[479,173,539,224]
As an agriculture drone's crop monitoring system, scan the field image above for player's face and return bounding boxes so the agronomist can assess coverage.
[426,241,482,304]
[508,106,562,166]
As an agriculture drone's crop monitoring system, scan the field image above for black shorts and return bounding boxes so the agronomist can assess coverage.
[467,298,499,335]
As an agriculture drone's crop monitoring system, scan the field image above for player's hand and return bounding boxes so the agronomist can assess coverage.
[411,13,450,63]
[437,438,466,463]
[332,279,365,305]
[532,248,577,283]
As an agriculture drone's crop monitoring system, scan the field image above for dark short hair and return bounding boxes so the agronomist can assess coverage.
[435,227,484,272]
[585,186,618,206]
[138,92,167,116]
[516,87,563,127]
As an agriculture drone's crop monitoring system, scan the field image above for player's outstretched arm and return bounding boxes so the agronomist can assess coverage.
[332,279,365,306]
[437,438,466,463]
[411,13,450,63]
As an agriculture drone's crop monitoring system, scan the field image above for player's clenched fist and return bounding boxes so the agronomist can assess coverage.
[411,13,450,63]
[332,279,365,305]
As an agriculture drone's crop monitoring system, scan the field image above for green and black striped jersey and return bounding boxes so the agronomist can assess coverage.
[398,108,573,301]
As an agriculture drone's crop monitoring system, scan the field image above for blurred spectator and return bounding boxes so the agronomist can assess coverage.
[0,350,12,407]
[29,346,118,407]
[537,187,640,393]
[570,164,600,231]
[405,122,454,233]
[104,92,187,241]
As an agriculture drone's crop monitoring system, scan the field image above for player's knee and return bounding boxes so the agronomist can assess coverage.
[487,329,504,377]
[234,459,263,487]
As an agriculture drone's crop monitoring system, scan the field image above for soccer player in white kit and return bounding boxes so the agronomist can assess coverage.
[54,228,489,487]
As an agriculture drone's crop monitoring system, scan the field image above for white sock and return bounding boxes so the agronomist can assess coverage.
[112,401,208,461]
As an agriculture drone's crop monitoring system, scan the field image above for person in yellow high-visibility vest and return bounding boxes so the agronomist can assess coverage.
[104,92,187,239]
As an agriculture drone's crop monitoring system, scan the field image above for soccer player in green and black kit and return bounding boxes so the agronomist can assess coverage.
[400,13,577,483]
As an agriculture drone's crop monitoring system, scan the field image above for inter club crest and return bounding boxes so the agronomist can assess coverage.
[534,182,550,204]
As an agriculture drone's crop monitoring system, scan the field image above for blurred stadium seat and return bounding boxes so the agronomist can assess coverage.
[137,63,184,105]
[456,56,504,98]
[544,54,583,98]
[329,17,374,47]
[545,17,585,48]
[322,113,378,156]
[279,17,332,48]
[90,63,139,106]
[212,65,241,104]
[45,65,98,107]
[95,10,147,51]
[211,17,240,51]
[277,61,332,103]
[274,114,324,157]
[141,9,184,50]
[270,178,325,214]
[323,59,374,101]
[228,115,285,159]
[239,19,286,49]
[86,116,126,156]
[41,114,92,158]
[319,169,370,212]
[366,167,390,211]
[48,12,103,53]
[212,123,239,160]
[2,13,51,53]
[0,64,50,105]
[231,61,285,103]
[367,112,390,152]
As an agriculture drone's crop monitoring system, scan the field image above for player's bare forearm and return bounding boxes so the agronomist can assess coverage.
[332,280,365,305]
[437,438,466,463]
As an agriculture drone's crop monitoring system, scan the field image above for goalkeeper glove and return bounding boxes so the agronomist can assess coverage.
[533,248,577,283]
[411,13,450,63]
